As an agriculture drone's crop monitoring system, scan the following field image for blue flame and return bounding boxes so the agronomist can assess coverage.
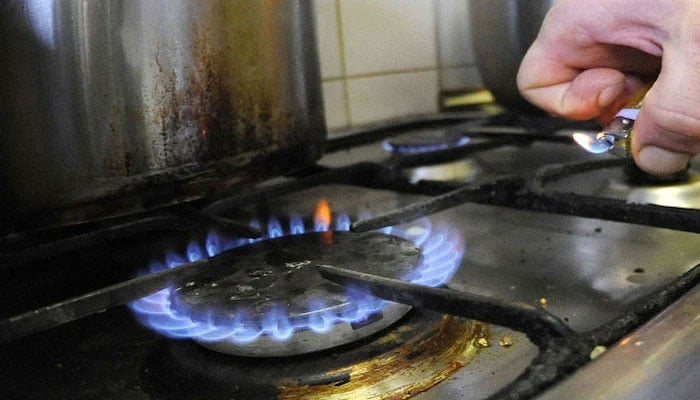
[130,208,464,344]
[187,242,205,262]
[290,215,305,235]
[382,136,471,154]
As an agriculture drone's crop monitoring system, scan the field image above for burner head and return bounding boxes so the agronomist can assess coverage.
[623,160,691,185]
[130,197,465,357]
[383,129,470,154]
[603,161,700,208]
[144,312,485,400]
[170,231,421,356]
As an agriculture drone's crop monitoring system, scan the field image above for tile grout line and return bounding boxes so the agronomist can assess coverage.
[434,0,444,104]
[322,66,439,83]
[334,0,352,127]
[439,63,479,70]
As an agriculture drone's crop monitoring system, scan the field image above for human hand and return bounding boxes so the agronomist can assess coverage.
[517,0,699,174]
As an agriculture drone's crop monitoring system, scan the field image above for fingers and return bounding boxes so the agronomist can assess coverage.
[515,0,700,175]
[517,45,648,122]
[631,50,700,174]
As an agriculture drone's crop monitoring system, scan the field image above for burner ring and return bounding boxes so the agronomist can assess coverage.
[144,311,486,399]
[170,231,422,356]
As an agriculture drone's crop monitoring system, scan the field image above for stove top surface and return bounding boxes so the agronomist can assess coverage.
[1,112,698,400]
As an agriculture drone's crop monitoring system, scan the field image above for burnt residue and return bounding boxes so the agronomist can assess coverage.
[134,310,482,400]
[297,372,351,387]
[278,315,484,399]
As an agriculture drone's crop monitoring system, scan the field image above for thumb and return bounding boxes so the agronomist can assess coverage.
[631,52,700,175]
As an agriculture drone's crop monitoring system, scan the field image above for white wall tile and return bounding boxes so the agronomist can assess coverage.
[313,0,343,79]
[436,0,475,67]
[346,71,438,125]
[322,81,349,130]
[316,0,481,129]
[340,0,437,75]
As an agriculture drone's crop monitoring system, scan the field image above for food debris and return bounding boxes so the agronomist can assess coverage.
[539,297,548,308]
[499,336,514,347]
[590,345,607,359]
[476,338,490,348]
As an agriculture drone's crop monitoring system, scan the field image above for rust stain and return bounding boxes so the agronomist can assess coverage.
[149,0,300,169]
[278,317,489,399]
[104,118,127,177]
[21,1,323,229]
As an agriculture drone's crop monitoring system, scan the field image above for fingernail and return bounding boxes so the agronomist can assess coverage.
[637,146,691,175]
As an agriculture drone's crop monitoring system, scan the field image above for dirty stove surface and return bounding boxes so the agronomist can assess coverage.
[0,113,698,399]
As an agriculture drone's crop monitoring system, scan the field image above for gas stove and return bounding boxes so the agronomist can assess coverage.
[0,112,698,399]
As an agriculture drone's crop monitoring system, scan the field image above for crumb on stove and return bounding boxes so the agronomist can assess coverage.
[590,345,607,359]
[499,336,514,347]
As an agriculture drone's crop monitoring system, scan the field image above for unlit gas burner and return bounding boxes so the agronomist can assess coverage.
[552,160,700,209]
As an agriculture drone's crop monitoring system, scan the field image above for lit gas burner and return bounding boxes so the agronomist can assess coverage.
[382,128,470,154]
[130,199,464,356]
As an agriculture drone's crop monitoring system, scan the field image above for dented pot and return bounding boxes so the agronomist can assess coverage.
[0,1,324,228]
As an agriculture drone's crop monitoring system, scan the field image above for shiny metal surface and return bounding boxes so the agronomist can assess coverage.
[600,170,700,209]
[435,205,700,333]
[1,0,324,226]
[249,181,699,398]
[416,326,538,400]
[317,125,700,398]
[416,200,699,398]
[537,284,700,400]
[549,160,700,209]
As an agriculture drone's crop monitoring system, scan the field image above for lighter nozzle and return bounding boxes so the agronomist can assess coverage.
[572,111,637,157]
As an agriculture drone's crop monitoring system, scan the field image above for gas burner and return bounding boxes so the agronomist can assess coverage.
[145,310,486,399]
[171,231,420,356]
[601,170,700,209]
[130,200,465,356]
[382,128,470,154]
[548,161,700,209]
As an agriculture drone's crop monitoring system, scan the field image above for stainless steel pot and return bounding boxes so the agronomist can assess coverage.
[1,1,324,228]
[470,0,555,111]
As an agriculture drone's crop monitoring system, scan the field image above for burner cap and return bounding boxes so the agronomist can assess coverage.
[171,231,421,356]
[600,169,700,209]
